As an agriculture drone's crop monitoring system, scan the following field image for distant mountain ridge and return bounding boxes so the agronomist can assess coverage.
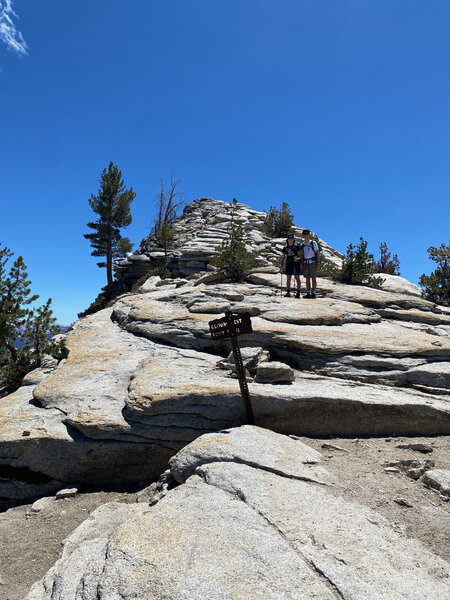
[12,326,69,350]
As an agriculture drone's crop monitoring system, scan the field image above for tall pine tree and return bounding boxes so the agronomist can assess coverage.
[84,162,135,299]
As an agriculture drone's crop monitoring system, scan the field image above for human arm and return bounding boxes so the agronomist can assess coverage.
[313,241,320,266]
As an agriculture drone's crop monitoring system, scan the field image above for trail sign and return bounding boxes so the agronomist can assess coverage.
[209,312,252,340]
[209,311,254,425]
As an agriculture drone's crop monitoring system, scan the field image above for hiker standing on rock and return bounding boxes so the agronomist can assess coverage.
[280,234,302,298]
[300,229,320,299]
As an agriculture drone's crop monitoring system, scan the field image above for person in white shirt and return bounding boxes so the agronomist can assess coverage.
[300,229,320,299]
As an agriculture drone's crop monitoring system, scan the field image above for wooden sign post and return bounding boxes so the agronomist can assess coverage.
[209,311,254,425]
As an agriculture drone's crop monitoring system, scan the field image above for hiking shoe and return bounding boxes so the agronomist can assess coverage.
[311,291,316,299]
[306,291,312,298]
[284,290,291,297]
[295,291,301,299]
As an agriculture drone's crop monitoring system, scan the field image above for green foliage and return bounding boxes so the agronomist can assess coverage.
[0,245,64,392]
[262,202,295,238]
[0,348,35,393]
[77,293,107,319]
[319,258,342,279]
[340,238,384,286]
[419,241,450,305]
[373,242,401,276]
[84,162,135,298]
[155,221,175,258]
[22,299,63,359]
[211,198,259,282]
[0,246,39,361]
[321,238,384,286]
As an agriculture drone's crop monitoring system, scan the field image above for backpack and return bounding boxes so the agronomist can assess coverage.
[299,239,321,261]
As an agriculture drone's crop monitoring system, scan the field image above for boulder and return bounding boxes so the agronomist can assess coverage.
[217,346,269,373]
[254,360,295,383]
[55,487,79,499]
[27,427,450,600]
[377,273,425,297]
[384,459,435,480]
[137,275,161,293]
[422,470,450,498]
[169,425,327,484]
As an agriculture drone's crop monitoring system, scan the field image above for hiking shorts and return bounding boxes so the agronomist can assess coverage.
[285,261,301,276]
[303,261,317,277]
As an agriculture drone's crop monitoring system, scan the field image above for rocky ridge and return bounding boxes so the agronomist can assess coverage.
[113,197,343,286]
[1,197,449,507]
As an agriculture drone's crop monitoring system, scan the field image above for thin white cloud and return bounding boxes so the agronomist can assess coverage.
[0,0,28,55]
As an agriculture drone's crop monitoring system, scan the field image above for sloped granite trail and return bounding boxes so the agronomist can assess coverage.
[25,427,450,600]
[1,273,450,505]
[113,277,450,390]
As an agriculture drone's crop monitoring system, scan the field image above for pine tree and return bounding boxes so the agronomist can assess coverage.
[419,241,450,305]
[340,238,384,287]
[262,202,295,237]
[212,198,259,282]
[0,245,63,392]
[84,162,135,299]
[373,242,401,275]
[0,246,38,363]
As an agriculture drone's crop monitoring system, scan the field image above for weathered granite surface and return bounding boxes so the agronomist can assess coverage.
[113,197,343,285]
[27,426,450,600]
[1,198,449,503]
[422,469,450,498]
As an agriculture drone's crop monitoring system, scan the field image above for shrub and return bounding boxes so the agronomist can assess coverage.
[339,238,384,286]
[419,241,450,305]
[340,238,384,286]
[211,199,259,282]
[0,347,36,392]
[321,238,384,286]
[262,202,295,237]
[373,242,400,275]
[319,258,342,279]
[155,221,175,258]
[77,293,108,319]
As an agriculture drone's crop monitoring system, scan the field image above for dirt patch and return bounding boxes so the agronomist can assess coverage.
[297,434,450,561]
[0,490,137,600]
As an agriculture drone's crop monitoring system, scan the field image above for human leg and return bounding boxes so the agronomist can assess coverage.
[285,274,292,296]
[294,274,301,297]
[305,277,311,295]
[310,265,318,298]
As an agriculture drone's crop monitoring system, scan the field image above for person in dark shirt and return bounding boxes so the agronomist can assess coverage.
[280,234,302,298]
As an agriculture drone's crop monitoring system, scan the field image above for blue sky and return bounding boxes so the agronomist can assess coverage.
[1,0,449,324]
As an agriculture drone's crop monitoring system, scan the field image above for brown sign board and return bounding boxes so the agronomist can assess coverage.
[209,312,253,340]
